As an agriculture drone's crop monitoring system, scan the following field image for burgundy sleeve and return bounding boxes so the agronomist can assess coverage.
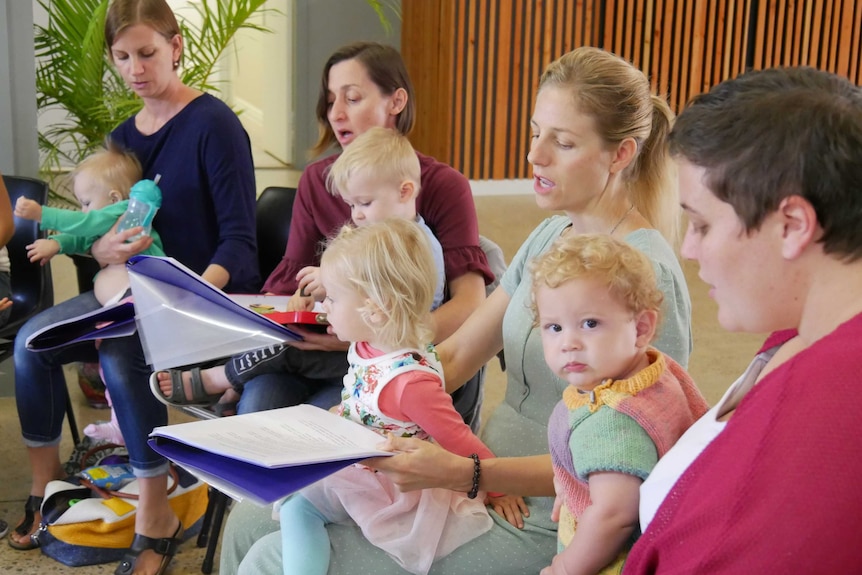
[415,154,494,285]
[262,157,349,294]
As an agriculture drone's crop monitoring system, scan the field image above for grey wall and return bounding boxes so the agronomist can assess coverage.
[292,0,401,167]
[0,1,38,177]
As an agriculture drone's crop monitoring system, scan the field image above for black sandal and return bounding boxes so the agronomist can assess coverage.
[8,495,43,550]
[114,522,183,575]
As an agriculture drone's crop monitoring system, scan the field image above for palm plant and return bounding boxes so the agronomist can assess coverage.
[366,0,400,34]
[35,0,270,205]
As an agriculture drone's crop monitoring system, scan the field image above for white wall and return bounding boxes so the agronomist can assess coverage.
[228,0,293,164]
[2,1,38,176]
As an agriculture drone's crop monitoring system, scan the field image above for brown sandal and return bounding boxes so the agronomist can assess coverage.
[114,522,183,575]
[8,495,43,550]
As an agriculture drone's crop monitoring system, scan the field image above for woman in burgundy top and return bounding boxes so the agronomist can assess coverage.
[236,42,492,414]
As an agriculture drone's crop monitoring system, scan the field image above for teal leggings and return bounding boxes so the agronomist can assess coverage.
[280,494,331,575]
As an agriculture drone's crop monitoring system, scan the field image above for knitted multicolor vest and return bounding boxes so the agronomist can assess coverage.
[547,349,708,573]
[338,343,443,439]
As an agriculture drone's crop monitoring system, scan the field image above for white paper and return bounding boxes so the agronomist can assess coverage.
[150,404,391,469]
[127,257,300,370]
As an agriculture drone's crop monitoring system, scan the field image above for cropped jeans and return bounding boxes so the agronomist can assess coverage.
[15,291,169,477]
[234,348,348,415]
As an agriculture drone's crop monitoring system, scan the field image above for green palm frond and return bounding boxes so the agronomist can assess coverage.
[179,0,271,92]
[366,0,401,35]
[35,0,118,177]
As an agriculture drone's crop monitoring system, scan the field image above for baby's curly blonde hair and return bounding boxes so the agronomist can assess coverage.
[321,219,436,350]
[529,233,664,326]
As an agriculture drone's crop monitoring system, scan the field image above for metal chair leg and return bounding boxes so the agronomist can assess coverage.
[64,385,81,446]
[201,490,229,574]
[197,487,218,548]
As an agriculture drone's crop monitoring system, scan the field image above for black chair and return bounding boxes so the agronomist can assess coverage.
[256,186,297,281]
[0,175,79,444]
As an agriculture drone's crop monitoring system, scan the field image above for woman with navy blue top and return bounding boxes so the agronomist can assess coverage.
[9,2,257,574]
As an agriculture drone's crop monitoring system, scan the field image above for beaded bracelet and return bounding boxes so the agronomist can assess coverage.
[467,453,481,499]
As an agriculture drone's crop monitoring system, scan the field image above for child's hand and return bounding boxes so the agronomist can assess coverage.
[487,494,529,529]
[25,239,60,264]
[286,290,315,312]
[296,266,325,300]
[540,556,568,575]
[551,495,563,523]
[15,197,42,221]
[551,476,564,522]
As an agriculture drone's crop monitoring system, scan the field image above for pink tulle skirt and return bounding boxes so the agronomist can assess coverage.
[301,464,493,575]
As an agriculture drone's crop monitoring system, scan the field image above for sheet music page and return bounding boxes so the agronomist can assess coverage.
[150,404,391,468]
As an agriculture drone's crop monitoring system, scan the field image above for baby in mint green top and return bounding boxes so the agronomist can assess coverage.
[14,144,165,305]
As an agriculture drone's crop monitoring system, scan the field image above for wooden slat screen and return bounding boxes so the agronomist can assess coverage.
[750,0,862,82]
[403,0,862,180]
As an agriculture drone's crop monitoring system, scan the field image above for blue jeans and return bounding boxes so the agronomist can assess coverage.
[235,350,346,414]
[15,292,169,476]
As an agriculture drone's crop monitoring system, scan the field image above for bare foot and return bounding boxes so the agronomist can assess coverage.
[156,367,231,403]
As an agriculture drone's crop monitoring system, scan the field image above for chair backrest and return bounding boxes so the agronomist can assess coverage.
[256,186,297,281]
[478,235,507,297]
[0,175,55,345]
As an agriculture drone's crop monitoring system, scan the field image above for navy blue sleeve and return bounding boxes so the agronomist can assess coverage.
[196,102,259,292]
[111,95,260,292]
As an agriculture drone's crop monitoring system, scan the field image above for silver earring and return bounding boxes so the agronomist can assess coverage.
[173,61,179,69]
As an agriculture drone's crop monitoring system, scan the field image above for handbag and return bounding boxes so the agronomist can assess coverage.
[34,463,209,567]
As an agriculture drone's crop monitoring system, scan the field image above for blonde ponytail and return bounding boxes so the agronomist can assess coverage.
[629,95,679,247]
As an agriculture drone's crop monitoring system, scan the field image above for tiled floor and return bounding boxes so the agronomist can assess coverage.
[0,161,765,574]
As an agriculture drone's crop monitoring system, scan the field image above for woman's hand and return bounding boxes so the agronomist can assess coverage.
[90,225,152,266]
[285,325,349,352]
[201,263,230,290]
[0,297,12,313]
[365,435,472,493]
[487,494,530,529]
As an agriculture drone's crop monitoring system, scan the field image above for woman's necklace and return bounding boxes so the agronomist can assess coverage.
[609,204,635,235]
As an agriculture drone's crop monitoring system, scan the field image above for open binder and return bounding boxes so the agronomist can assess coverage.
[148,404,393,505]
[26,255,302,370]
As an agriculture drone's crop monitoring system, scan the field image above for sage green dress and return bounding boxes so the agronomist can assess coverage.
[220,216,692,575]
